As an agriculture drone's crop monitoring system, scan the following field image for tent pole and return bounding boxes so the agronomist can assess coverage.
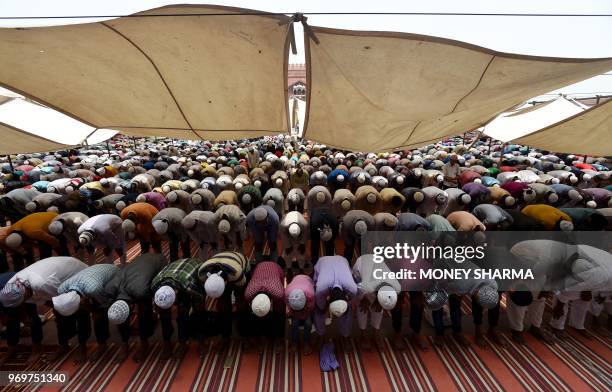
[132,137,137,150]
[106,140,111,155]
[6,155,14,172]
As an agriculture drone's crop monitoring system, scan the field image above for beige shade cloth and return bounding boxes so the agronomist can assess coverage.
[303,27,612,152]
[515,100,612,156]
[0,5,291,141]
[0,122,68,155]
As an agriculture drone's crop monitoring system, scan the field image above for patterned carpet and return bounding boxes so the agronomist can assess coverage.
[1,241,611,391]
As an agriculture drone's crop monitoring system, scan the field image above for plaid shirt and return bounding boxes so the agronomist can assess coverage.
[58,264,119,306]
[152,258,204,304]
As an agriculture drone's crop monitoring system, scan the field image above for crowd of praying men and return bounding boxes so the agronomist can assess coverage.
[0,134,611,368]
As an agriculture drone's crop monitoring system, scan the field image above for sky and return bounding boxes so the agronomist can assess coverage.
[1,0,612,98]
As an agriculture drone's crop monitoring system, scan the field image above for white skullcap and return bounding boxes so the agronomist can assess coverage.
[583,174,592,182]
[474,178,482,184]
[251,293,271,317]
[354,220,368,235]
[275,178,283,187]
[153,219,169,234]
[414,191,424,203]
[235,182,243,190]
[114,185,124,194]
[191,193,202,205]
[47,185,57,193]
[460,193,471,205]
[0,281,26,307]
[162,185,171,194]
[288,289,306,311]
[504,196,516,206]
[136,194,147,203]
[435,174,444,183]
[559,220,574,232]
[122,219,136,233]
[329,299,348,317]
[254,207,268,221]
[25,201,37,212]
[586,200,597,208]
[288,223,301,238]
[336,174,345,182]
[65,186,74,193]
[316,192,326,203]
[79,230,94,246]
[568,189,582,201]
[551,177,560,184]
[5,233,23,249]
[108,300,130,325]
[366,193,377,204]
[254,180,262,188]
[357,173,366,183]
[116,200,126,211]
[154,285,176,309]
[569,175,578,184]
[340,199,351,211]
[396,175,405,184]
[548,193,559,204]
[48,220,64,235]
[266,199,275,207]
[377,287,398,310]
[218,219,231,234]
[52,291,81,316]
[166,192,178,203]
[187,169,194,177]
[204,273,226,298]
[47,206,59,213]
[240,193,252,205]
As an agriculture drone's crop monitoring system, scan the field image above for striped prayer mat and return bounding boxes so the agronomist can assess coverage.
[1,330,611,392]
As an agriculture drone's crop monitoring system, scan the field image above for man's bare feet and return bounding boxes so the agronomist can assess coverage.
[573,328,591,339]
[360,335,372,351]
[175,342,188,358]
[0,346,17,366]
[410,334,429,351]
[392,334,406,351]
[90,344,107,362]
[73,345,87,364]
[487,328,507,348]
[133,341,150,363]
[511,330,525,344]
[531,326,556,344]
[453,333,471,347]
[48,344,69,363]
[433,335,445,348]
[303,342,313,356]
[116,343,129,363]
[374,335,386,351]
[160,341,173,361]
[550,327,566,340]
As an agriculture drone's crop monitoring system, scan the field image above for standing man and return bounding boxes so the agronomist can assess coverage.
[442,154,461,188]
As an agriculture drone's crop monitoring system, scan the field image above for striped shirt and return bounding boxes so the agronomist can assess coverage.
[152,258,204,304]
[198,251,249,287]
[58,264,119,306]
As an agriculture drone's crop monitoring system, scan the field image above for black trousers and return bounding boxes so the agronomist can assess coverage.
[310,235,335,264]
[238,310,285,338]
[168,235,190,262]
[118,300,154,343]
[391,292,424,334]
[5,303,43,346]
[140,240,162,255]
[159,304,190,343]
[55,307,91,346]
[192,310,233,339]
[472,293,501,327]
[432,294,463,335]
[38,241,53,259]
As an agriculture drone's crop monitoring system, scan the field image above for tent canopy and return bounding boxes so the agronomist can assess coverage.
[0,5,292,141]
[515,100,612,157]
[0,96,117,155]
[303,27,612,152]
[483,96,587,142]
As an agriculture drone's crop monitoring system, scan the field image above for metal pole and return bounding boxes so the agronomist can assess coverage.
[106,140,111,155]
[132,137,137,150]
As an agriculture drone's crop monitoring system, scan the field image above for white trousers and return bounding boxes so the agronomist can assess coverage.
[506,297,546,332]
[356,306,384,330]
[549,294,590,331]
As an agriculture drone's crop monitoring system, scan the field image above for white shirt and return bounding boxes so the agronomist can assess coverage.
[9,257,87,304]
